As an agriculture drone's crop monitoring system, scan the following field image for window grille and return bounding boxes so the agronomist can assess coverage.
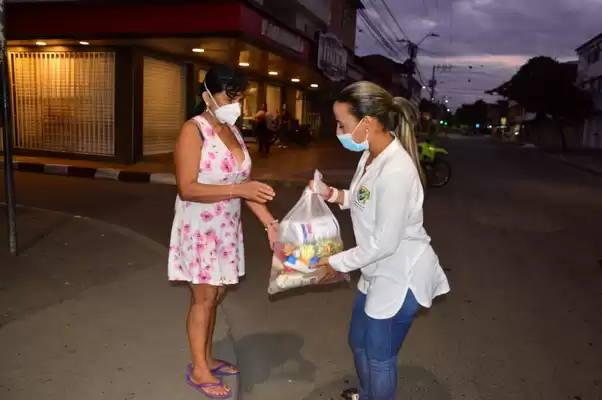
[9,51,116,156]
[143,57,186,155]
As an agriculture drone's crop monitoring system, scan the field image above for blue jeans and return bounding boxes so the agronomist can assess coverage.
[349,290,421,400]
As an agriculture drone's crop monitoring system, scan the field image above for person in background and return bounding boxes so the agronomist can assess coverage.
[255,103,271,155]
[265,107,279,145]
[170,65,279,399]
[278,103,292,149]
[309,81,450,400]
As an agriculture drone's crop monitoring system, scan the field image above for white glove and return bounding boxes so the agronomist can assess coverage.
[311,178,330,198]
[310,169,330,198]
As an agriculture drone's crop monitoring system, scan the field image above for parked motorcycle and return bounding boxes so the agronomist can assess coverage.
[418,140,452,187]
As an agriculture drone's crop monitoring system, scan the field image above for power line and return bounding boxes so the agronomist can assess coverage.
[415,59,429,87]
[363,1,408,56]
[358,10,398,57]
[358,12,391,54]
[377,0,412,42]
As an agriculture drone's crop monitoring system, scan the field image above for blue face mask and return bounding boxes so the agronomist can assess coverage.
[337,118,368,152]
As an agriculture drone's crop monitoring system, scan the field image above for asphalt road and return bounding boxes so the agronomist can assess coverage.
[1,136,601,400]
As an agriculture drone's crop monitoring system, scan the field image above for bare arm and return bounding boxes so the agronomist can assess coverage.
[246,200,279,248]
[246,200,277,227]
[175,121,274,203]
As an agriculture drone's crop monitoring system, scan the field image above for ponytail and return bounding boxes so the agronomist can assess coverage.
[391,97,425,186]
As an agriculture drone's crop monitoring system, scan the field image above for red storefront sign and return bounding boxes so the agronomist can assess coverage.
[6,1,312,61]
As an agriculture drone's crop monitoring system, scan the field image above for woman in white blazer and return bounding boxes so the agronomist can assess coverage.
[310,81,450,400]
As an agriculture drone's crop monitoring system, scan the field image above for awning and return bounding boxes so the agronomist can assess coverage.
[6,1,314,64]
[8,37,326,89]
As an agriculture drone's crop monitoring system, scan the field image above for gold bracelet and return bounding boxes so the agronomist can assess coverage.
[265,219,279,231]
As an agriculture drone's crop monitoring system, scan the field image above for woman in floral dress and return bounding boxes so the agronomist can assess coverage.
[169,65,278,398]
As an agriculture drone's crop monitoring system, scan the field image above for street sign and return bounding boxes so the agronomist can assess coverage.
[0,0,18,255]
[317,33,347,82]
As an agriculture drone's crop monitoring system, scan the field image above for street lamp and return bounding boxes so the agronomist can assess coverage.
[398,33,439,60]
[398,33,440,46]
[417,32,440,46]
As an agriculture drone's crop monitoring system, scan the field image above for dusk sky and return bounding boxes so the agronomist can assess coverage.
[355,0,602,110]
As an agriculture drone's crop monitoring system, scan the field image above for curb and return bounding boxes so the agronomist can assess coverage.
[3,161,352,188]
[550,154,602,178]
[9,162,171,184]
[0,202,241,399]
[506,141,602,178]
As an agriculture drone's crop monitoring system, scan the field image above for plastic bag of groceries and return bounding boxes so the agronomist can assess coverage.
[268,170,349,295]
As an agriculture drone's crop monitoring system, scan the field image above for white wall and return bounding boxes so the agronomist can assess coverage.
[297,0,331,25]
[577,57,602,83]
[577,37,602,83]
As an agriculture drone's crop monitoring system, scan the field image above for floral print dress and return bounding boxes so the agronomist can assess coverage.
[168,115,251,286]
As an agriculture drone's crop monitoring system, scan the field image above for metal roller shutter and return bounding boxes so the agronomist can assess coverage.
[143,57,186,156]
[8,51,116,156]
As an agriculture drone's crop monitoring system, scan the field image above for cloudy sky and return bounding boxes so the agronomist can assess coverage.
[356,0,602,110]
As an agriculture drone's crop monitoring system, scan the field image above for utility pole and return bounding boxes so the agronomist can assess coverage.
[429,64,452,101]
[1,0,18,256]
[399,33,439,101]
[429,65,436,101]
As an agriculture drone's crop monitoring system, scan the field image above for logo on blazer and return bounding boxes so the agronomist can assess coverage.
[357,186,371,205]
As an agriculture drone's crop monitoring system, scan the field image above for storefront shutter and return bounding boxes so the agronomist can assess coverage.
[8,51,116,156]
[142,57,186,156]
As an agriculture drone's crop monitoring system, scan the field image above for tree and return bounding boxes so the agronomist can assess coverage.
[454,100,489,128]
[488,56,593,152]
[419,98,437,116]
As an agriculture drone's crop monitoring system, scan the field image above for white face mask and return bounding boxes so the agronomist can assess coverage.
[204,83,241,126]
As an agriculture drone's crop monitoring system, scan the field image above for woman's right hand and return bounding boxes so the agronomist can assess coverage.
[238,181,275,203]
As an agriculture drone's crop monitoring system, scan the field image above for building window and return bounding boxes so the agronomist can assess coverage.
[266,84,282,114]
[589,46,600,65]
[295,90,305,123]
[242,81,259,132]
[198,69,207,83]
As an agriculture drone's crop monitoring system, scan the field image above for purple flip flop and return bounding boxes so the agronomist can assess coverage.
[186,372,232,399]
[188,361,240,377]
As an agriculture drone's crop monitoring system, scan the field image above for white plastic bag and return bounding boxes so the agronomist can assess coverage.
[268,170,349,295]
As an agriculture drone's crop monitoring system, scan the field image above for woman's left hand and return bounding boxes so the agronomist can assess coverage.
[267,223,279,250]
[314,258,339,283]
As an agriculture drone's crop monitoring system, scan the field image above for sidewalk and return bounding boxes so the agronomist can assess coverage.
[550,152,602,176]
[492,137,602,177]
[0,141,360,187]
[0,206,238,400]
